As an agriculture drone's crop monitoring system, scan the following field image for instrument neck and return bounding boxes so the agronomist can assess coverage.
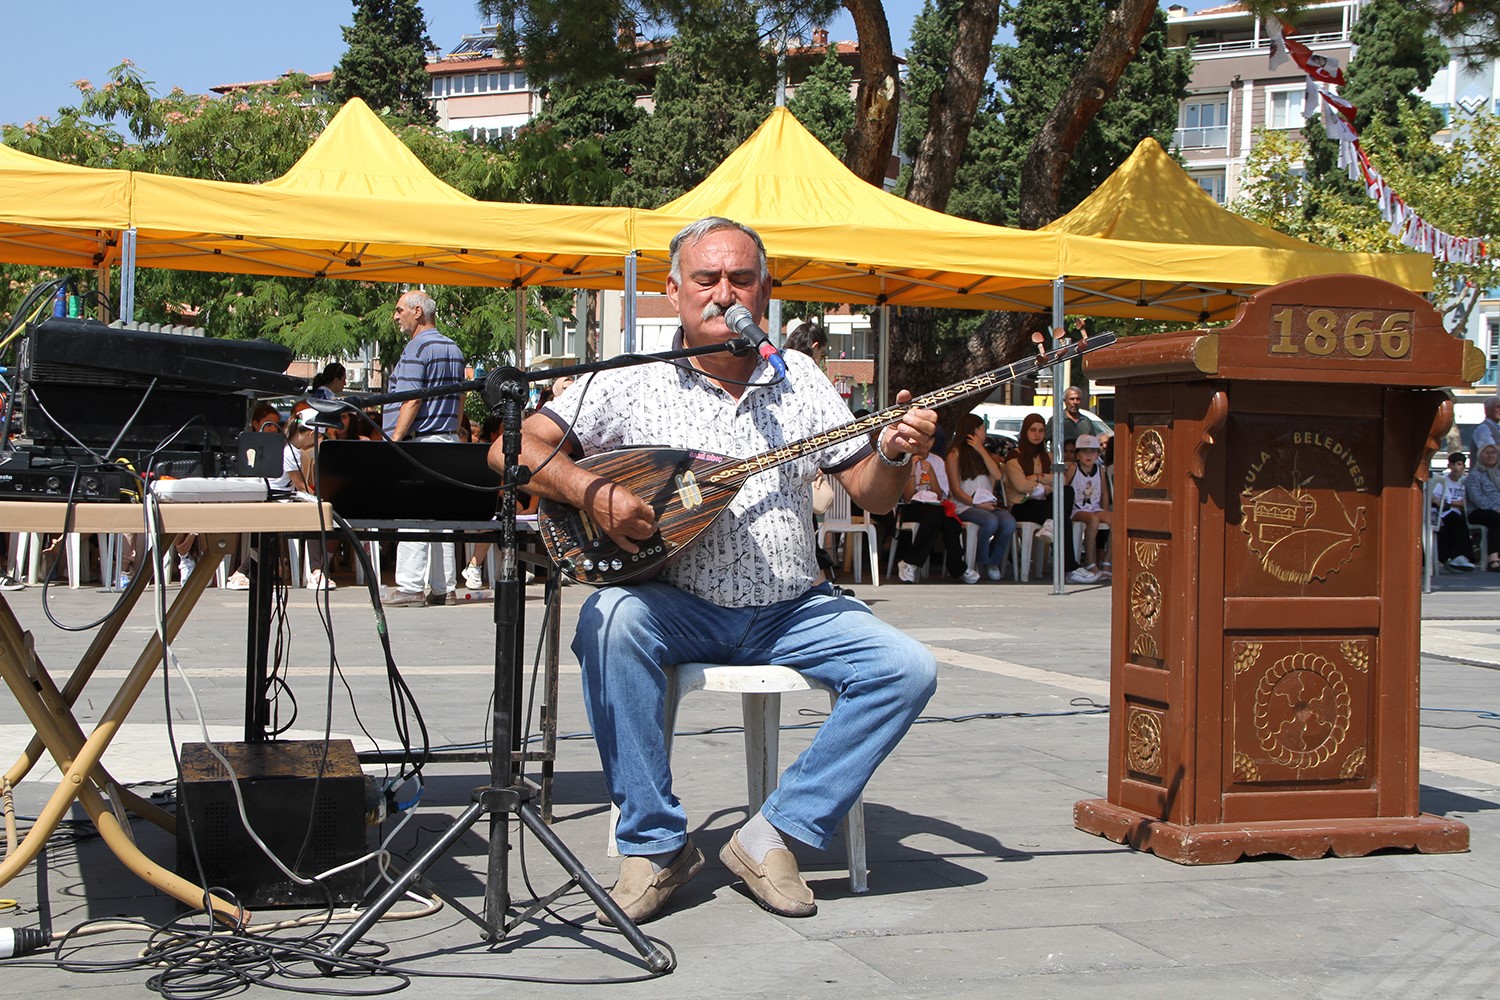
[704,333,1113,489]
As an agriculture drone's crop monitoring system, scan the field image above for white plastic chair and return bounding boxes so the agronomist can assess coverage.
[1014,521,1053,581]
[816,479,880,586]
[606,662,869,894]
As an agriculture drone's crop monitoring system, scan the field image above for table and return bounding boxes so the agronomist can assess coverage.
[0,500,335,924]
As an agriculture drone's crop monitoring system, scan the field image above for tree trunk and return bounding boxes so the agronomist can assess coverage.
[889,0,1158,399]
[905,0,1002,212]
[842,0,900,186]
[1016,0,1159,229]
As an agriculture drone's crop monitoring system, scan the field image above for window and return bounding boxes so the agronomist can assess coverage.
[1268,88,1306,130]
[1193,172,1227,204]
[513,72,527,90]
[1177,99,1229,149]
[1487,316,1500,386]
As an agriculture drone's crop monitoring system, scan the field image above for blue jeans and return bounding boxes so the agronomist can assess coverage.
[573,582,937,854]
[958,505,1017,570]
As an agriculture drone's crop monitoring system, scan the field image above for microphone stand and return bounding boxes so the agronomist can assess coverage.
[322,337,754,969]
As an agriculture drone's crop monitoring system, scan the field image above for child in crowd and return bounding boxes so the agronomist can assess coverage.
[1432,451,1477,571]
[1066,434,1112,584]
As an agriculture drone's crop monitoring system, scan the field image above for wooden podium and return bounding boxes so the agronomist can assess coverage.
[1073,274,1482,863]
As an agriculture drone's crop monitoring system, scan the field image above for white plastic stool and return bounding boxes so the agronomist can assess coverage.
[1014,521,1053,581]
[605,662,870,893]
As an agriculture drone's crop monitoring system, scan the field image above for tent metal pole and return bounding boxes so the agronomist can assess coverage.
[120,227,137,322]
[624,251,638,355]
[516,287,526,369]
[877,304,890,408]
[1052,277,1066,595]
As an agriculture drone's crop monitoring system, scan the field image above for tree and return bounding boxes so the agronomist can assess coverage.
[787,45,856,157]
[887,0,1186,399]
[1305,0,1448,191]
[329,0,438,124]
[0,64,568,375]
[611,2,776,206]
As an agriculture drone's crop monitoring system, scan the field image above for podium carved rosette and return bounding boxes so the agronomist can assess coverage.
[1073,274,1483,863]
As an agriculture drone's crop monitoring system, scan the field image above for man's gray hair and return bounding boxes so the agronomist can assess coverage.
[1488,395,1500,412]
[402,290,437,323]
[668,217,769,285]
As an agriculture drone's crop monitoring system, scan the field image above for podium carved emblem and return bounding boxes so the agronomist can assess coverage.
[1239,431,1370,585]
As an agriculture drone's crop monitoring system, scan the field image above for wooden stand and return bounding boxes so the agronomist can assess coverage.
[1074,275,1483,863]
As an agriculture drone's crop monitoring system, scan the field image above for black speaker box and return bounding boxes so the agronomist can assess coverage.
[176,740,369,908]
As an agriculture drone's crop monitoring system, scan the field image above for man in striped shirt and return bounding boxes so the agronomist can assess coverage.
[384,290,465,606]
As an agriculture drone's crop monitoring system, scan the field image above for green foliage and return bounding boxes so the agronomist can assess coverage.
[1234,110,1498,303]
[478,1,845,91]
[329,0,439,124]
[898,0,962,166]
[968,0,1191,228]
[1306,0,1448,189]
[0,62,578,376]
[611,2,776,206]
[786,47,855,157]
[515,76,648,206]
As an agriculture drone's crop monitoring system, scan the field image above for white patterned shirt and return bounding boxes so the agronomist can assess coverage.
[541,333,869,607]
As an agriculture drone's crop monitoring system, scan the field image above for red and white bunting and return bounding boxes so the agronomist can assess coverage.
[1265,18,1486,265]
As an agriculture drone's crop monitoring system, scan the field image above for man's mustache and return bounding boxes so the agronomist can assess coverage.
[701,302,725,323]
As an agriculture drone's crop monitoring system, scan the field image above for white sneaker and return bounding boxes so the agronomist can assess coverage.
[0,574,25,591]
[1068,566,1099,584]
[1449,555,1477,571]
[984,565,1002,581]
[226,571,250,591]
[897,561,917,583]
[463,564,484,590]
[1097,565,1113,582]
[962,568,981,584]
[1038,519,1054,541]
[305,569,337,591]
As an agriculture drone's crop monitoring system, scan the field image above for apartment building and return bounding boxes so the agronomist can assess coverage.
[1168,0,1500,396]
[1166,1,1362,205]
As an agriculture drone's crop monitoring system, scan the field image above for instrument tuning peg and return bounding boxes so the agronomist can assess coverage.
[1030,331,1048,356]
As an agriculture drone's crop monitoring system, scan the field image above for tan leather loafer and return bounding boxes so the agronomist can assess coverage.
[597,838,704,925]
[719,831,816,917]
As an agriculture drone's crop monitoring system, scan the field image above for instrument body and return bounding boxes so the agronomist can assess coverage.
[539,446,742,585]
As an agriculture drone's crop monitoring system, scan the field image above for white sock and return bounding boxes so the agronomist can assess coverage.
[737,811,788,865]
[644,843,685,873]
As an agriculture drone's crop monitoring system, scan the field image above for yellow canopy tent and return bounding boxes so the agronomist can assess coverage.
[1043,137,1433,321]
[126,98,634,291]
[631,107,1064,310]
[632,111,1430,324]
[0,145,132,272]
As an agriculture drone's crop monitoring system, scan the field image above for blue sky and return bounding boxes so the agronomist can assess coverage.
[0,0,929,130]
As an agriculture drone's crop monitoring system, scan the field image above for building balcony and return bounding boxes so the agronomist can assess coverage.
[1174,125,1229,150]
[1172,30,1350,56]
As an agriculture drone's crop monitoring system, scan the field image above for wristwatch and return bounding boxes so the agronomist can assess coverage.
[876,431,912,467]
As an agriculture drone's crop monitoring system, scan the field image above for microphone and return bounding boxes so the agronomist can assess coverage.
[723,304,788,379]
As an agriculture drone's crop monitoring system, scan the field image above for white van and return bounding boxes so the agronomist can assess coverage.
[972,403,1112,441]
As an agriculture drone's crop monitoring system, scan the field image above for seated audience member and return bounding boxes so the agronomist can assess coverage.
[1431,452,1476,571]
[271,407,336,591]
[944,413,1017,581]
[1463,447,1500,570]
[1066,434,1112,583]
[894,441,978,583]
[1003,412,1077,574]
[784,321,829,366]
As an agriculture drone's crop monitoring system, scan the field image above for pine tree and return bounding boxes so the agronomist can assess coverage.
[612,2,775,206]
[787,46,856,157]
[329,0,438,124]
[977,0,1191,228]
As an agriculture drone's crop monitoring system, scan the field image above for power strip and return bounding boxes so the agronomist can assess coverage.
[152,478,272,503]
